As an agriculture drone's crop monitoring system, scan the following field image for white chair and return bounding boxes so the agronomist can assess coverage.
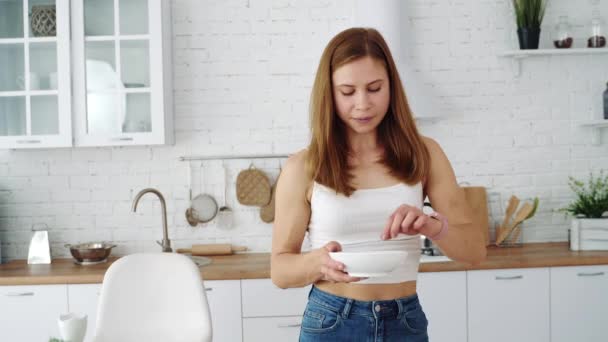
[92,253,212,342]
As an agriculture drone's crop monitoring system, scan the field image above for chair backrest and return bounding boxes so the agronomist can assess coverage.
[92,253,212,342]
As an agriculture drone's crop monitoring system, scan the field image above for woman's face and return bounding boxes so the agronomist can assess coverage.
[332,56,390,135]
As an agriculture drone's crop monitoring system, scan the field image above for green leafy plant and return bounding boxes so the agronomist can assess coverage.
[513,0,548,28]
[559,170,608,219]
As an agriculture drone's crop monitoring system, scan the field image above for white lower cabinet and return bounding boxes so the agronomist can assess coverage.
[67,283,102,342]
[241,279,311,342]
[551,265,608,342]
[0,284,68,341]
[204,280,242,342]
[417,271,467,342]
[243,316,303,341]
[5,265,608,342]
[467,267,550,342]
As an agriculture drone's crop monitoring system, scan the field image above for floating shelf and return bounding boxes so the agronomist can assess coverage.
[579,119,608,145]
[497,48,608,76]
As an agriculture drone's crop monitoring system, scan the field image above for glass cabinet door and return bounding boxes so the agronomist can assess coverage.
[81,0,152,139]
[73,0,171,146]
[0,0,71,148]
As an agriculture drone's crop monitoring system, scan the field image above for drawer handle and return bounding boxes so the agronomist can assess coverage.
[6,292,35,297]
[577,272,605,277]
[277,323,301,328]
[16,140,41,144]
[205,288,213,292]
[495,275,523,280]
[110,137,134,141]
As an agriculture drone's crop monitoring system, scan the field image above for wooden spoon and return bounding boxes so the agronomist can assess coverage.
[496,202,533,245]
[501,195,520,230]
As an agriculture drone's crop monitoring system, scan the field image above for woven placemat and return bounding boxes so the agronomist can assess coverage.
[260,181,276,223]
[236,166,271,206]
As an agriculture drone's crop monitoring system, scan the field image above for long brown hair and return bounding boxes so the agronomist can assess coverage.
[306,27,430,196]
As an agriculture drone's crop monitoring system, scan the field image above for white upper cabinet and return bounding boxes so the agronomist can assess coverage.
[71,0,173,147]
[0,0,173,149]
[0,0,72,148]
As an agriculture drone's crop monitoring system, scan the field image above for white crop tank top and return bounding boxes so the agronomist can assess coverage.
[308,181,423,284]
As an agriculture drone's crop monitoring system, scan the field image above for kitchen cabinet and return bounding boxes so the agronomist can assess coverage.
[417,271,467,342]
[71,0,173,147]
[205,280,243,342]
[241,279,310,341]
[243,316,303,342]
[67,283,102,342]
[0,284,68,341]
[3,265,608,341]
[0,0,173,149]
[0,0,72,148]
[551,265,608,342]
[467,267,550,342]
[241,279,310,318]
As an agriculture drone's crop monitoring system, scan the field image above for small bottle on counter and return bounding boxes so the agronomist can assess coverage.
[604,82,608,119]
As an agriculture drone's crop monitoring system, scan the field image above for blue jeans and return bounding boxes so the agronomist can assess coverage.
[299,286,429,342]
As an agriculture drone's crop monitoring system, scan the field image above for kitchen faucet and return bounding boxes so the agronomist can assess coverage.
[132,188,172,253]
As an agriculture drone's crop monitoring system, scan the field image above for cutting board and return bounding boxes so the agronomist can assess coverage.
[176,244,248,256]
[463,186,490,246]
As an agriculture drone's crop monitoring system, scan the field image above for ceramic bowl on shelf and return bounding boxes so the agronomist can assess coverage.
[329,250,408,278]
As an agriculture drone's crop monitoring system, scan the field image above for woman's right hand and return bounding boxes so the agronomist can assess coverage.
[316,241,365,283]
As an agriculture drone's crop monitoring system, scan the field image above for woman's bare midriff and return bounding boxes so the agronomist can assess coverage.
[314,280,417,301]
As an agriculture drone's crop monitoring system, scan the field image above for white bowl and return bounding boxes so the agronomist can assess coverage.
[329,251,408,278]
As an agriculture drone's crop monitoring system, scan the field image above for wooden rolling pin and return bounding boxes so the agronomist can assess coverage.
[176,244,248,256]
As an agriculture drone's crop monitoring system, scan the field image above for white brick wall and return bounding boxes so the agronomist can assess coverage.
[1,0,608,262]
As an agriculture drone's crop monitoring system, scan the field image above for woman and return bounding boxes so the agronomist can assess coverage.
[271,27,486,342]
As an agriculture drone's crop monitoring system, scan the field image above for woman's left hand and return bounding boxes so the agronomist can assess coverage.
[380,204,440,240]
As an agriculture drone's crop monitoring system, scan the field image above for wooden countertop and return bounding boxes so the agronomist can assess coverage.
[1,242,608,286]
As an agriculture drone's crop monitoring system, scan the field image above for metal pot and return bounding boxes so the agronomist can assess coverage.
[65,242,116,265]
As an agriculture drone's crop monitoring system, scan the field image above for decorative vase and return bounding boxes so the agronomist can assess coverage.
[517,27,541,50]
[30,5,56,37]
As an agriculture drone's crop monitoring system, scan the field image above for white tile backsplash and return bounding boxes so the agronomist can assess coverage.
[1,0,608,261]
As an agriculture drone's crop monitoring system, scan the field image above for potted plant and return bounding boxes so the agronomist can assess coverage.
[560,170,608,250]
[512,0,548,49]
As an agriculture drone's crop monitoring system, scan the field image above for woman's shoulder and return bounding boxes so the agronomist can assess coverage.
[281,149,311,185]
[420,135,440,153]
[419,135,448,192]
[278,149,314,202]
[284,148,308,170]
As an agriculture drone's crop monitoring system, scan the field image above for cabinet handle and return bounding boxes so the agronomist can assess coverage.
[205,288,213,292]
[495,275,523,280]
[16,140,41,144]
[277,323,301,328]
[577,272,605,277]
[110,137,134,141]
[6,292,35,297]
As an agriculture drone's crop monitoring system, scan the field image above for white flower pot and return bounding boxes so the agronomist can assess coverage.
[570,218,608,251]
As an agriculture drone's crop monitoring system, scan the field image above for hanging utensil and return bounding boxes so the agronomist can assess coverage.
[217,161,234,230]
[185,162,219,226]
